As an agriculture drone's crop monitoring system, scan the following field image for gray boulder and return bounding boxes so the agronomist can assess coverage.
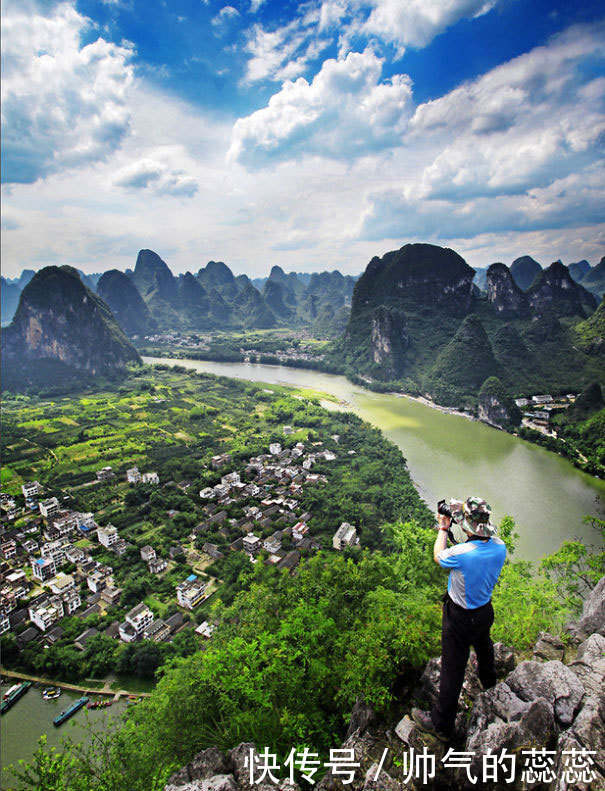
[362,764,401,791]
[571,695,605,774]
[554,730,605,791]
[494,642,516,674]
[346,698,376,738]
[569,576,605,639]
[506,660,585,726]
[229,743,260,788]
[466,698,557,785]
[568,634,605,699]
[166,747,231,787]
[467,681,532,733]
[533,632,566,662]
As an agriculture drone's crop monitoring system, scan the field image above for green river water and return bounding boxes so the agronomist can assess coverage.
[2,357,603,779]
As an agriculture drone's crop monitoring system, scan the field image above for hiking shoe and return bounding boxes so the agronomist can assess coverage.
[411,708,450,742]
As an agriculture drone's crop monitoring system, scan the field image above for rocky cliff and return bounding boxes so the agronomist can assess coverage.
[1,265,140,385]
[166,577,605,791]
[486,263,529,313]
[342,244,475,381]
[527,261,597,317]
[478,376,522,428]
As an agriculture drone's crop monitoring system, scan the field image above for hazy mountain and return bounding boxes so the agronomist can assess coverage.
[579,257,605,299]
[1,277,22,325]
[510,256,542,291]
[97,269,157,335]
[568,260,591,283]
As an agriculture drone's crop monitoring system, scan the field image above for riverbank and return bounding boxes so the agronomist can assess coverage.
[1,668,152,698]
[395,392,477,422]
[148,350,602,477]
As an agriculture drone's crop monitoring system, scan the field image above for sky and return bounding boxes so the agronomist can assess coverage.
[1,0,604,279]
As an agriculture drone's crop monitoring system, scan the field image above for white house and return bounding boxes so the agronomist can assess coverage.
[29,597,64,632]
[21,481,40,498]
[49,573,75,596]
[221,471,241,487]
[269,443,282,456]
[32,557,56,582]
[126,467,141,484]
[39,497,60,519]
[142,471,160,485]
[119,602,154,642]
[333,522,359,551]
[242,533,262,555]
[97,525,119,548]
[62,589,81,615]
[176,576,207,610]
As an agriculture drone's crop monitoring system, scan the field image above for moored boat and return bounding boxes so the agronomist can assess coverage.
[53,696,89,726]
[1,682,32,714]
[3,683,20,700]
[87,699,112,709]
[42,687,62,700]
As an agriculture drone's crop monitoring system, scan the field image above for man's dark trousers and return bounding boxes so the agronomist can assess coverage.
[431,595,497,736]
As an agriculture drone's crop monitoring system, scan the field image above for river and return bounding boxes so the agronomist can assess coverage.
[144,356,605,560]
[1,684,128,787]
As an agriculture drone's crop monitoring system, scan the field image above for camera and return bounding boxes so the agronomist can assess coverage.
[436,499,466,544]
[437,499,464,523]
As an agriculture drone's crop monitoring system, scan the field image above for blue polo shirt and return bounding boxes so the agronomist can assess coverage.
[437,537,506,609]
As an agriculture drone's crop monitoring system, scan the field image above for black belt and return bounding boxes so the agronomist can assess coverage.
[442,592,492,613]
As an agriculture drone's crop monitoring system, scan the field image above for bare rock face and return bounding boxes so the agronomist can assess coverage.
[568,577,605,639]
[533,632,567,662]
[466,696,557,777]
[2,265,140,380]
[166,747,231,788]
[486,263,529,313]
[369,306,408,378]
[506,660,585,727]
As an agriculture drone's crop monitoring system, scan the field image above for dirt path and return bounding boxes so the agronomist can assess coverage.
[0,668,151,698]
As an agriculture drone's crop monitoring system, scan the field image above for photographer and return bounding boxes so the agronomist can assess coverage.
[412,497,506,742]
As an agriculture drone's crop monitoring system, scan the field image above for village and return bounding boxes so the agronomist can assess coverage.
[514,392,577,435]
[0,431,361,659]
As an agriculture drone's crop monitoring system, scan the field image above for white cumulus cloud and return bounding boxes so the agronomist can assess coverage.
[358,23,605,242]
[113,155,199,197]
[1,1,134,184]
[230,48,413,164]
[361,0,496,53]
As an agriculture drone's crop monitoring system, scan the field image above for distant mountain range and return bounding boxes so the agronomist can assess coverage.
[3,251,602,333]
[1,251,358,335]
[1,246,603,408]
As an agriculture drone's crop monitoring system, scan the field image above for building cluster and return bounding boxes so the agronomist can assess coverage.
[126,466,160,485]
[1,431,359,656]
[196,440,358,572]
[515,393,577,431]
[240,345,325,364]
